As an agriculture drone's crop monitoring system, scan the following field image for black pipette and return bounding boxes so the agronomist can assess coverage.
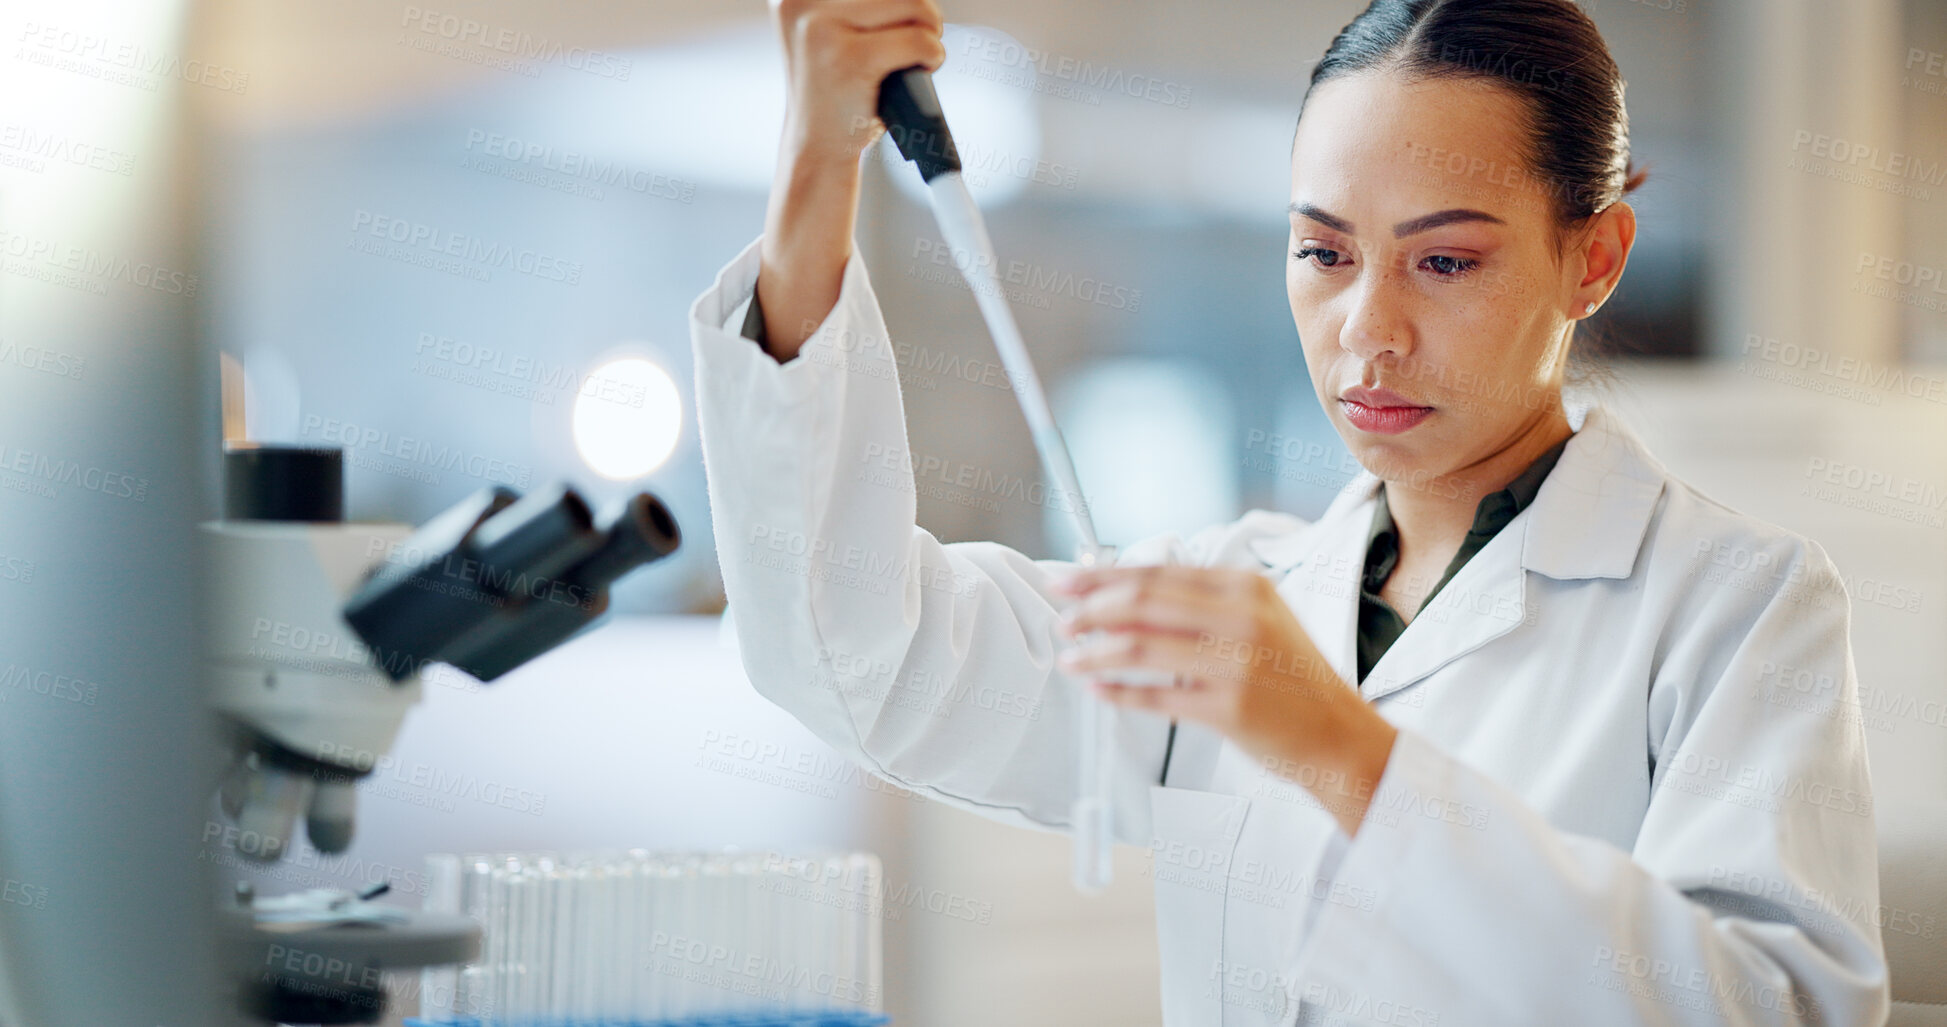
[878,67,962,182]
[876,67,1122,894]
[873,67,1099,552]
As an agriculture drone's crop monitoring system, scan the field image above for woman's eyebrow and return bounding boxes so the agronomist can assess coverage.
[1288,202,1505,237]
[1288,202,1354,234]
[1392,208,1505,236]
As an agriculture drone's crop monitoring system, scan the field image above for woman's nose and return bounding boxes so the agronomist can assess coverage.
[1338,272,1413,363]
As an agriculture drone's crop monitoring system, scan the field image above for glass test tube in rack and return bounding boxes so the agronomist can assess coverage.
[411,848,886,1027]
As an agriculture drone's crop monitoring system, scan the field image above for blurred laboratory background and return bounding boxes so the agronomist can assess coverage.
[2,0,1945,1024]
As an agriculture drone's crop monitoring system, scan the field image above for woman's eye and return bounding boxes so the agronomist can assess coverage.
[1420,254,1480,277]
[1293,246,1345,269]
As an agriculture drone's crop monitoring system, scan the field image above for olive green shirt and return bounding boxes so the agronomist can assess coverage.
[740,283,770,348]
[1356,437,1570,682]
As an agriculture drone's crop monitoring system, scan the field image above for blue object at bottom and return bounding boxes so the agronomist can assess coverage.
[406,1014,889,1027]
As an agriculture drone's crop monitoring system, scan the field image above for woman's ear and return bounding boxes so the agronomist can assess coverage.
[1571,201,1637,319]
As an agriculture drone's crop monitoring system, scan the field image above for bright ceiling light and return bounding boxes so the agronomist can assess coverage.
[571,356,682,480]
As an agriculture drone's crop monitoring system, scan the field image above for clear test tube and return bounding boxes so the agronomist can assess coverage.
[728,852,768,1013]
[667,852,705,1019]
[546,856,579,1023]
[420,854,462,1021]
[627,849,659,1023]
[543,857,561,1021]
[741,852,766,1013]
[539,856,561,1019]
[796,853,826,1013]
[549,857,586,1024]
[487,856,516,1026]
[789,853,823,1012]
[639,853,666,1021]
[552,853,580,1021]
[608,851,640,1022]
[538,854,566,1020]
[423,852,462,911]
[846,852,885,1013]
[822,853,857,1014]
[782,853,815,1013]
[711,852,741,1013]
[510,855,538,1021]
[755,852,792,1012]
[607,853,630,1021]
[759,852,786,1012]
[1070,542,1120,894]
[699,852,735,1013]
[455,854,495,1025]
[651,851,692,1021]
[760,852,805,1012]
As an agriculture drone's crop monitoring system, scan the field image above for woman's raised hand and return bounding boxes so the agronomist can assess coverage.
[1054,565,1399,836]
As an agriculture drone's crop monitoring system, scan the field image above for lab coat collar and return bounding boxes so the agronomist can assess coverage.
[1246,404,1666,582]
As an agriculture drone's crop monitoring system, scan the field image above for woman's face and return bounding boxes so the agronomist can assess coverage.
[1287,70,1619,488]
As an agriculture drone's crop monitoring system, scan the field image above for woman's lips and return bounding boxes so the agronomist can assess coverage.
[1339,398,1433,435]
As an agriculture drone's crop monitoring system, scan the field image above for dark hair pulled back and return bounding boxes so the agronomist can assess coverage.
[1302,0,1648,233]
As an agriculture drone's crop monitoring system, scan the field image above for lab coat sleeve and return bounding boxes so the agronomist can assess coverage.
[1289,539,1890,1025]
[689,235,1196,842]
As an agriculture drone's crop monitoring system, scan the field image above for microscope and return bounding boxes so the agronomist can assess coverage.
[203,442,680,1024]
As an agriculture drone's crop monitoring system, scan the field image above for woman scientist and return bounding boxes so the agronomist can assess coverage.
[688,0,1890,1022]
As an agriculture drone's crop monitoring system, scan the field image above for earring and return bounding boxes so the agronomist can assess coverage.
[1584,302,1596,316]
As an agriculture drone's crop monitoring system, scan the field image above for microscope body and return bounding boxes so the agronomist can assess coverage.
[205,517,418,859]
[203,444,680,1023]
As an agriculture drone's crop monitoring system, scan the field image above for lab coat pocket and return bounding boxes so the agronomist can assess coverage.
[1147,785,1248,1027]
[1221,796,1344,1026]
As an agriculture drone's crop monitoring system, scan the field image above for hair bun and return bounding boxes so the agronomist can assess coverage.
[1622,159,1650,195]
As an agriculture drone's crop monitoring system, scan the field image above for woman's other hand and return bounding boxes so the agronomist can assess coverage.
[1054,566,1398,837]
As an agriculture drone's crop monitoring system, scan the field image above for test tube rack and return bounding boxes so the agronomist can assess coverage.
[409,848,889,1027]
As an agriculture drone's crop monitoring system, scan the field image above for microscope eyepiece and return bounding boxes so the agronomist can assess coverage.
[570,493,682,590]
[342,485,681,683]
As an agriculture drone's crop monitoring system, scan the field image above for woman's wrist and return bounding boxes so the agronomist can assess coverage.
[757,143,863,358]
[767,145,863,241]
[778,112,874,175]
[1290,689,1399,838]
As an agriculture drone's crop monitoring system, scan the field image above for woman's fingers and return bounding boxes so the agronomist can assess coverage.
[1055,563,1229,599]
[776,0,941,33]
[1060,584,1215,639]
[772,0,949,149]
[866,24,948,76]
[1057,620,1291,726]
[1090,675,1218,720]
[836,0,944,33]
[1055,565,1246,639]
[1058,624,1215,678]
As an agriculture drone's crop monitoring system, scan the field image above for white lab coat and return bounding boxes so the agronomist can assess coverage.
[689,236,1891,1025]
